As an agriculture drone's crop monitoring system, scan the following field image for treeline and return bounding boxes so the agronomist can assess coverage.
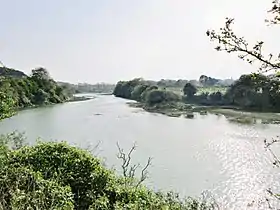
[114,74,280,112]
[227,74,280,111]
[113,78,181,105]
[149,75,234,89]
[0,66,27,78]
[0,67,70,120]
[187,73,280,111]
[58,82,115,94]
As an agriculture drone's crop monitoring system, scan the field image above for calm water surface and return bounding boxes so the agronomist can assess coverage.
[0,94,280,209]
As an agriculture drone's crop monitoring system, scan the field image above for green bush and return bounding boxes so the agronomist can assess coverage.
[0,133,216,210]
[131,84,149,101]
[113,78,144,99]
[140,85,158,101]
[0,167,74,210]
[145,89,180,105]
[9,142,113,209]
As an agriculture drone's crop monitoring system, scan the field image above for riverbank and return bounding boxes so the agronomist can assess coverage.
[127,100,280,124]
[1,95,95,121]
[112,77,280,124]
[67,95,95,102]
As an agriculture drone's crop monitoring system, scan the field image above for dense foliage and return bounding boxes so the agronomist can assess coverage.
[0,132,216,210]
[183,83,197,98]
[183,73,280,110]
[113,78,181,105]
[224,74,280,110]
[0,67,70,120]
[156,77,234,88]
[206,0,280,111]
[0,67,27,78]
[207,1,280,73]
[114,73,280,112]
[199,75,220,87]
[58,82,115,94]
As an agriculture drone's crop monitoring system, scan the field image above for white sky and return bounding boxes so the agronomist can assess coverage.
[0,0,279,83]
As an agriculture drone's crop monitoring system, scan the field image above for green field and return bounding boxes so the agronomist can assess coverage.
[166,86,228,96]
[197,86,228,95]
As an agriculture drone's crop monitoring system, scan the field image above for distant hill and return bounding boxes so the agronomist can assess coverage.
[0,67,27,78]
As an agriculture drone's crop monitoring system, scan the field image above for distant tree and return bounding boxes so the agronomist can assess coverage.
[131,84,149,101]
[225,73,279,109]
[199,75,208,85]
[183,83,197,98]
[145,89,180,105]
[209,91,222,102]
[140,85,158,101]
[31,67,51,81]
[113,78,144,99]
[199,75,219,87]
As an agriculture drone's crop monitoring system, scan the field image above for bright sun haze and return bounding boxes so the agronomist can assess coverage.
[0,0,277,83]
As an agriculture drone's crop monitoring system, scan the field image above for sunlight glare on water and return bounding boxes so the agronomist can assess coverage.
[0,95,280,209]
[210,126,280,209]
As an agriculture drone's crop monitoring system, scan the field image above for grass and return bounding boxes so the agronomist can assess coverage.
[197,87,228,95]
[165,87,228,96]
[209,108,280,124]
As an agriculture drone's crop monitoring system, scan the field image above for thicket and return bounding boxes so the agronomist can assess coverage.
[0,67,70,120]
[0,132,217,210]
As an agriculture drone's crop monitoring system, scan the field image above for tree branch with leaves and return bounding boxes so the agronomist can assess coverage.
[206,1,280,74]
[266,0,280,25]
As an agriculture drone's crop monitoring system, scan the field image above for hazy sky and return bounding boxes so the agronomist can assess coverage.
[0,0,279,83]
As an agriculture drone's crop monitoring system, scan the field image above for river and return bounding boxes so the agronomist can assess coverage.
[0,94,280,209]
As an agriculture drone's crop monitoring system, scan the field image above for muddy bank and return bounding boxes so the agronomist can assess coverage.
[127,101,280,124]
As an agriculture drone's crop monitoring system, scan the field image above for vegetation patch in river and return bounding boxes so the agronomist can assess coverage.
[115,76,280,125]
[67,95,95,102]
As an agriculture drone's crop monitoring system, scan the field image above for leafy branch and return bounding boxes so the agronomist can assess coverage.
[206,1,280,74]
[206,18,280,73]
[266,0,280,25]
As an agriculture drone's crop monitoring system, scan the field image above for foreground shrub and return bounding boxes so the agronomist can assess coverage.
[0,133,217,209]
[0,166,74,210]
[9,142,112,209]
[92,185,217,210]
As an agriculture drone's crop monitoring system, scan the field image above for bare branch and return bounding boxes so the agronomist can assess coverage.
[0,61,5,67]
[116,142,152,188]
[136,157,152,188]
[117,142,138,179]
[264,137,280,167]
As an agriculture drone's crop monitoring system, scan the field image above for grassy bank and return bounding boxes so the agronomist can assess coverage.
[0,132,216,210]
[67,95,95,102]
